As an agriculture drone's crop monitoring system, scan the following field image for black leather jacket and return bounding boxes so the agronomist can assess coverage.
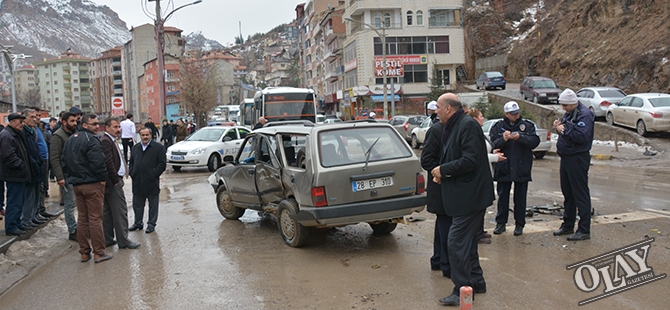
[62,128,108,185]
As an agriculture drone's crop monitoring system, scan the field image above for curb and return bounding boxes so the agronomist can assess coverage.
[0,203,64,254]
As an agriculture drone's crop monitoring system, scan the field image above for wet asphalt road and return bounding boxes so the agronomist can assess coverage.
[0,154,669,309]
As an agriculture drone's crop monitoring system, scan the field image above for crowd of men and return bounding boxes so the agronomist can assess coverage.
[1,108,167,264]
[422,90,594,306]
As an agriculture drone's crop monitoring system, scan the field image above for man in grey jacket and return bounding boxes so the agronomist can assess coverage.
[49,111,78,241]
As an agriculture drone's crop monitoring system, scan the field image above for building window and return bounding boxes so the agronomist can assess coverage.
[406,11,413,26]
[345,69,357,88]
[74,96,79,100]
[55,89,59,93]
[55,97,59,101]
[375,77,400,84]
[52,64,56,68]
[74,71,78,75]
[45,73,49,77]
[441,69,451,85]
[384,13,391,28]
[46,81,50,85]
[74,88,79,92]
[403,65,428,83]
[54,81,58,85]
[53,72,57,76]
[47,90,51,94]
[74,79,79,83]
[429,9,461,27]
[416,11,423,25]
[374,13,382,28]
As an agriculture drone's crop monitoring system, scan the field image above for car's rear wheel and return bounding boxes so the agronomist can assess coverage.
[207,154,221,172]
[589,106,596,117]
[476,84,480,90]
[533,151,546,159]
[369,221,398,235]
[216,186,244,220]
[502,86,506,90]
[606,112,615,126]
[411,134,420,149]
[637,120,648,136]
[533,95,539,104]
[277,199,310,247]
[172,165,182,172]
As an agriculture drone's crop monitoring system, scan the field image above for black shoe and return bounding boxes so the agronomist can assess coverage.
[553,226,574,236]
[6,229,26,236]
[119,242,141,249]
[32,219,46,225]
[567,232,591,241]
[514,224,523,236]
[145,226,155,234]
[35,214,49,221]
[493,223,506,234]
[21,224,36,231]
[129,223,143,231]
[474,284,487,294]
[438,293,460,306]
[69,231,78,241]
[105,240,117,247]
[40,211,57,218]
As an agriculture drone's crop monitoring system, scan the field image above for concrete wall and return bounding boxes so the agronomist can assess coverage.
[475,54,507,76]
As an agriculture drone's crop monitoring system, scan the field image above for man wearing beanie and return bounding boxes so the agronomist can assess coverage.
[427,101,439,124]
[552,88,595,241]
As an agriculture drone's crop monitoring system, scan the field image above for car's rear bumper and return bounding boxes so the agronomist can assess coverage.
[649,119,670,132]
[486,81,506,88]
[533,141,552,152]
[291,194,427,227]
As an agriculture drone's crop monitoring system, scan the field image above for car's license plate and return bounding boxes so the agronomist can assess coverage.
[352,177,394,192]
[171,155,184,160]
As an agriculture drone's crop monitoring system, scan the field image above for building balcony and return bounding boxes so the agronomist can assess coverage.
[113,79,123,85]
[65,99,73,105]
[80,74,90,79]
[81,96,91,102]
[324,47,342,62]
[166,91,180,96]
[166,77,180,83]
[63,83,72,88]
[80,91,91,96]
[80,83,91,88]
[114,88,123,94]
[112,70,122,75]
[63,74,71,79]
[64,91,73,97]
[62,66,70,71]
[111,61,121,66]
[347,0,404,16]
[79,66,89,72]
[324,70,339,82]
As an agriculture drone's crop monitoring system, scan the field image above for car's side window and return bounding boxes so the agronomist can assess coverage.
[631,97,644,108]
[258,135,279,167]
[280,134,307,168]
[617,97,631,107]
[238,136,257,164]
[238,128,250,139]
[224,129,238,141]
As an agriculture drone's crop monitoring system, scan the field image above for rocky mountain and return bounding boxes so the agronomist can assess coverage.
[0,0,131,59]
[184,31,225,52]
[464,0,670,94]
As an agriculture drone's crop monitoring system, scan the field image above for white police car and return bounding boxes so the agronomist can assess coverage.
[166,125,250,172]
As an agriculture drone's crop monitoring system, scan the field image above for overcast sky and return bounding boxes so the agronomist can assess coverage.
[93,0,301,46]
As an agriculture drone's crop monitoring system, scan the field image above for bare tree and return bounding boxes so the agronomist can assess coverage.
[180,58,221,128]
[21,89,41,107]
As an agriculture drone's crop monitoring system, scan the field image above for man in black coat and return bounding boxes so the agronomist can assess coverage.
[0,114,31,236]
[489,101,540,236]
[128,128,166,234]
[431,93,494,306]
[144,117,159,141]
[420,120,450,277]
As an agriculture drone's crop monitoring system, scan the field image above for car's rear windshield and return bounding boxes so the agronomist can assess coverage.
[318,127,412,167]
[408,116,425,125]
[534,80,557,88]
[649,97,670,107]
[597,89,626,98]
[487,72,503,77]
[186,129,224,142]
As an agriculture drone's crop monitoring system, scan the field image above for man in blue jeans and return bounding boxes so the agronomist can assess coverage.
[20,109,45,231]
[50,112,79,241]
[0,114,31,236]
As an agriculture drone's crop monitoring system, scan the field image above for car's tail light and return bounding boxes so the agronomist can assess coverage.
[312,186,327,207]
[600,101,612,107]
[546,131,551,141]
[503,77,507,81]
[650,111,663,118]
[404,123,409,131]
[416,173,425,195]
[486,78,491,82]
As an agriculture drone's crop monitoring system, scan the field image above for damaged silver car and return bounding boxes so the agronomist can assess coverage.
[208,121,427,247]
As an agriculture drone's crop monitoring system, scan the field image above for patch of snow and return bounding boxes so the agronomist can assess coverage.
[593,140,646,152]
[662,58,668,65]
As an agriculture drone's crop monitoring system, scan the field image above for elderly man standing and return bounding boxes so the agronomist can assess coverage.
[101,117,140,249]
[490,101,540,236]
[553,88,595,241]
[431,93,494,306]
[0,114,31,236]
[50,112,79,241]
[20,109,45,231]
[129,128,166,234]
[63,114,112,263]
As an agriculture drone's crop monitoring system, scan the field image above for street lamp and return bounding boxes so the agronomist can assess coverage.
[344,17,388,120]
[149,0,202,121]
[1,44,32,113]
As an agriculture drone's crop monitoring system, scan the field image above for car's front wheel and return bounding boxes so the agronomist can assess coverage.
[172,165,182,172]
[533,151,546,159]
[606,112,615,126]
[208,154,221,172]
[216,185,244,220]
[637,120,648,136]
[533,95,539,104]
[369,221,398,235]
[411,134,420,149]
[277,199,310,247]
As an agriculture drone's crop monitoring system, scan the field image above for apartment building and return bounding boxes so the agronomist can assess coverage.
[143,55,181,122]
[35,49,92,114]
[13,64,39,104]
[122,24,186,121]
[341,0,465,118]
[91,47,123,117]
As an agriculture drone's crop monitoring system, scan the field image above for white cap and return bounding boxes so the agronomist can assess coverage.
[427,101,438,110]
[503,101,520,114]
[369,112,376,117]
[559,88,579,104]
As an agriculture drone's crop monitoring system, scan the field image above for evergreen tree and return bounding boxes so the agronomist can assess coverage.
[426,62,445,102]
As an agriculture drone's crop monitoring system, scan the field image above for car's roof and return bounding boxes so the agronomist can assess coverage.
[260,87,314,95]
[524,76,553,80]
[580,86,623,91]
[625,93,670,98]
[253,121,393,135]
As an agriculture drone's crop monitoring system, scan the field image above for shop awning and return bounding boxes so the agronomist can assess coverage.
[371,95,400,102]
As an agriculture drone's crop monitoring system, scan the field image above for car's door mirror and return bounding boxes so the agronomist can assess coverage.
[223,136,232,142]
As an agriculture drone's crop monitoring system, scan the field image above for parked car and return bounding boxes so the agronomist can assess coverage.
[208,121,427,247]
[409,117,433,149]
[476,71,506,90]
[208,118,235,126]
[389,115,426,141]
[520,76,562,104]
[606,93,670,136]
[482,118,552,159]
[167,125,250,172]
[576,87,627,118]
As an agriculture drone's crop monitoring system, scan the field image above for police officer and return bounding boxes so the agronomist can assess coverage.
[490,101,540,236]
[552,88,595,241]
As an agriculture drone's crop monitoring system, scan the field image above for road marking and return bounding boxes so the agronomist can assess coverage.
[522,210,670,234]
